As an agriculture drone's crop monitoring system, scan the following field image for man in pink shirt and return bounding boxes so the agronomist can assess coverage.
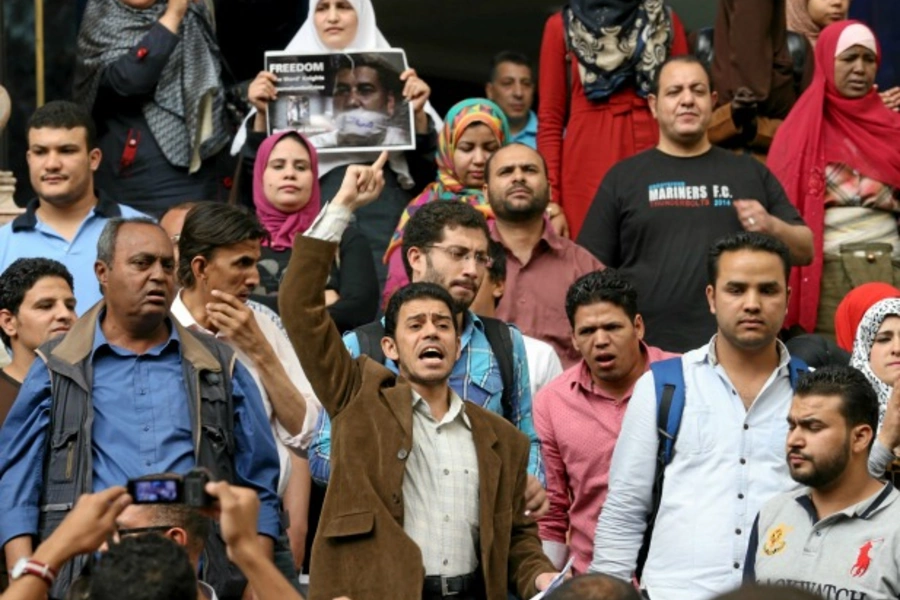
[534,269,677,574]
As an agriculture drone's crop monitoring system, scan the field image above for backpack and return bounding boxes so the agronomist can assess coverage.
[353,316,516,422]
[634,355,808,579]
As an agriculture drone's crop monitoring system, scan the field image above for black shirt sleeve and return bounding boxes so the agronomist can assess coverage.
[576,165,622,266]
[743,512,761,583]
[326,226,380,333]
[758,161,805,225]
[99,23,181,98]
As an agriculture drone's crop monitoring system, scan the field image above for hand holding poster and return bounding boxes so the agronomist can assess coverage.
[264,50,415,154]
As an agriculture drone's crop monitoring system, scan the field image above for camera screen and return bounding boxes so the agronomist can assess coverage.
[132,480,179,503]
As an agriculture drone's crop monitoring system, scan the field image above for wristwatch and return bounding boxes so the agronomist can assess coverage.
[10,557,57,586]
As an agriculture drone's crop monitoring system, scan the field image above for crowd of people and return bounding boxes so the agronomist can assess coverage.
[0,0,899,599]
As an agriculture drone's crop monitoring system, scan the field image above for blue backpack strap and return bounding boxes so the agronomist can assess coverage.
[636,357,686,579]
[787,356,809,389]
[650,357,687,466]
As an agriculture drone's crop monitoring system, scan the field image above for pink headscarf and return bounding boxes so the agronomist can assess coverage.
[252,131,321,251]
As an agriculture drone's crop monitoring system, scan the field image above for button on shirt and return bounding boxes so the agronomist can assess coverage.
[403,390,480,576]
[0,316,283,545]
[590,337,801,600]
[170,292,322,495]
[0,195,147,310]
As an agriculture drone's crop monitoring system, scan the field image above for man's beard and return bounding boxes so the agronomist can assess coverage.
[489,185,550,223]
[788,439,850,489]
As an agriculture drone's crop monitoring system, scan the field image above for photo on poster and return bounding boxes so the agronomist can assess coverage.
[265,49,415,154]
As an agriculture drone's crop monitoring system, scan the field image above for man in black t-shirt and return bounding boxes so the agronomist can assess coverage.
[577,56,813,353]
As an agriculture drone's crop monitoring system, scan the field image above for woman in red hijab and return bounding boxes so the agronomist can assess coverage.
[768,20,900,339]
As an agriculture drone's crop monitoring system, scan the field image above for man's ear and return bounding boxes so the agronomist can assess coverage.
[648,93,658,119]
[706,284,716,316]
[89,147,102,172]
[0,309,17,342]
[164,526,189,549]
[485,83,495,101]
[381,335,399,362]
[711,90,719,107]
[191,256,209,285]
[406,246,426,283]
[95,260,109,290]
[492,279,505,301]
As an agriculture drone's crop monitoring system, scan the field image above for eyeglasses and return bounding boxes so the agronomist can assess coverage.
[108,525,175,545]
[423,245,493,268]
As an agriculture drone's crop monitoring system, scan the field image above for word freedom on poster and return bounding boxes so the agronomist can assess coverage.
[264,50,415,154]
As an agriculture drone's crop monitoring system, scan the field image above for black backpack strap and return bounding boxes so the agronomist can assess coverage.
[353,320,387,364]
[480,317,515,423]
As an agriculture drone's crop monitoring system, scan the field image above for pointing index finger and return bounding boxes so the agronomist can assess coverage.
[372,150,389,171]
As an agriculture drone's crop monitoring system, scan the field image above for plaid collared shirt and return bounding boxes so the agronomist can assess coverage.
[404,390,480,576]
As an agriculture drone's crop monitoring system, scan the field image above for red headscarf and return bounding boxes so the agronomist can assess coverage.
[252,131,321,251]
[768,20,900,333]
[833,282,900,352]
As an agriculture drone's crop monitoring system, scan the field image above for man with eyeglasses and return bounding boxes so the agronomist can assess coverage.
[308,200,549,518]
[486,143,603,369]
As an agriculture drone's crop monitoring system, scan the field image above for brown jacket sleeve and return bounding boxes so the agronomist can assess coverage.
[278,236,362,419]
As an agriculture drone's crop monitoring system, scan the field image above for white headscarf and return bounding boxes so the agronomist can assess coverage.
[232,0,442,186]
[850,297,900,428]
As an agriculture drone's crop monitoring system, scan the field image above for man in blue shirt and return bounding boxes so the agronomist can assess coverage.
[486,51,538,149]
[309,200,548,515]
[0,217,280,596]
[0,101,147,311]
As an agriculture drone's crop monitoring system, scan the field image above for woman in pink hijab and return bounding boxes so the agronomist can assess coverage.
[252,130,379,332]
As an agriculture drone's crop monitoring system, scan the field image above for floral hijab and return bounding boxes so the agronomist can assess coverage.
[850,297,900,427]
[382,98,509,262]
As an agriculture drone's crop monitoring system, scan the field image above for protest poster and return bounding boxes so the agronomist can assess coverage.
[264,49,415,153]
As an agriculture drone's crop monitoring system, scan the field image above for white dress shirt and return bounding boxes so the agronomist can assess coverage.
[590,336,802,600]
[523,335,563,396]
[171,291,322,495]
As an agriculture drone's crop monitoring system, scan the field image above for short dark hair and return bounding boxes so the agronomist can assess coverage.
[96,217,160,266]
[334,53,402,96]
[649,54,713,96]
[400,201,491,279]
[565,269,638,326]
[546,573,641,600]
[28,100,97,149]
[384,282,460,338]
[178,202,268,288]
[137,502,212,556]
[488,50,532,82]
[796,366,879,450]
[0,258,74,346]
[160,201,200,223]
[90,535,197,600]
[484,143,549,184]
[707,232,791,286]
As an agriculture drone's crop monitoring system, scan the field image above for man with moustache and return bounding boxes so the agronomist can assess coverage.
[486,143,603,368]
[534,270,676,574]
[591,232,807,600]
[485,52,538,149]
[277,162,559,600]
[308,200,548,520]
[0,217,281,597]
[0,101,146,310]
[577,56,812,353]
[746,366,900,600]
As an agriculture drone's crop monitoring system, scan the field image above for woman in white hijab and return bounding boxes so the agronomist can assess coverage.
[850,297,900,482]
[235,0,441,292]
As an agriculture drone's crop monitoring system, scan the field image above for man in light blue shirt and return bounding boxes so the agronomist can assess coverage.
[590,232,805,600]
[0,101,146,311]
[486,51,538,149]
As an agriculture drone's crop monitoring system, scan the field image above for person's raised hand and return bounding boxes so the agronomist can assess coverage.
[879,380,900,452]
[400,69,431,115]
[248,71,279,114]
[207,290,269,364]
[734,199,773,234]
[205,481,261,564]
[876,85,900,112]
[545,202,569,239]
[158,0,193,31]
[33,487,132,569]
[333,151,388,212]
